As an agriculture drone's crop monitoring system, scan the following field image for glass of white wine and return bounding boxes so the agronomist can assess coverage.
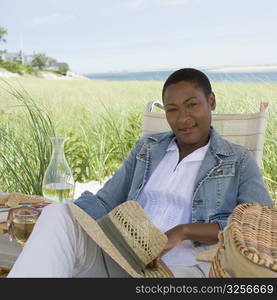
[10,209,39,246]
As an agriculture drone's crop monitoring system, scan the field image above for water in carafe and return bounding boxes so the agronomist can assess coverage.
[42,137,75,203]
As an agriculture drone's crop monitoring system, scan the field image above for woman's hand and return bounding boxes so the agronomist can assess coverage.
[147,222,220,269]
[160,224,187,256]
[147,224,187,268]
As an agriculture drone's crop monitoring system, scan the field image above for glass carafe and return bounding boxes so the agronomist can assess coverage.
[42,136,75,203]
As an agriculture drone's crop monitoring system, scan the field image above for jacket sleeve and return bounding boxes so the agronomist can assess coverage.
[236,149,272,207]
[215,150,272,231]
[74,139,143,219]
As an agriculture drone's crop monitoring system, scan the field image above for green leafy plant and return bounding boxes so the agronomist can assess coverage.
[0,61,37,75]
[0,61,25,75]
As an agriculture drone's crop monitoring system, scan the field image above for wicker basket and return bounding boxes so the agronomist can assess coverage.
[209,203,277,277]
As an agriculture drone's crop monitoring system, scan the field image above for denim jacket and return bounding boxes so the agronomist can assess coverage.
[75,128,272,234]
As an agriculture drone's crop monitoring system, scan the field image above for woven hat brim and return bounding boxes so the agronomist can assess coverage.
[68,201,174,278]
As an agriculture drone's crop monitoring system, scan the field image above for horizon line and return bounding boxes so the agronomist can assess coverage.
[82,63,277,75]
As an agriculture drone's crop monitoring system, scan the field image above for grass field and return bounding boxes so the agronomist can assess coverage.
[0,77,276,203]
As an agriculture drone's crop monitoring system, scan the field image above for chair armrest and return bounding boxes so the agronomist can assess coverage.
[145,101,164,112]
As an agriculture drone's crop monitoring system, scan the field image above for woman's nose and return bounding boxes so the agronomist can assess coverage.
[176,108,191,122]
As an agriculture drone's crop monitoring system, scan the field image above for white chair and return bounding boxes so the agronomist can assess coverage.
[141,100,269,167]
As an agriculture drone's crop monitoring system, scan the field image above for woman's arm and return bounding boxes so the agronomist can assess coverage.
[74,139,143,219]
[148,222,220,268]
[237,150,272,207]
[162,222,220,256]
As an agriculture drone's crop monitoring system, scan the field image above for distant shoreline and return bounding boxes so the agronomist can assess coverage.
[2,64,277,82]
[205,64,277,73]
[0,68,88,80]
[86,68,277,82]
[85,64,277,76]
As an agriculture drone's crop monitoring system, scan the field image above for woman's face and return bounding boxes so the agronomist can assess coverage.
[164,81,216,151]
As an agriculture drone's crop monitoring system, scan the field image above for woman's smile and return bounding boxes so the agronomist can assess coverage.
[178,125,197,134]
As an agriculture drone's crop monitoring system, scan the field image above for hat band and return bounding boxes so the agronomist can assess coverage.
[98,215,146,275]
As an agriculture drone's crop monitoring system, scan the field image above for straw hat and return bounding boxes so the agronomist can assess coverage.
[209,203,277,277]
[68,200,174,278]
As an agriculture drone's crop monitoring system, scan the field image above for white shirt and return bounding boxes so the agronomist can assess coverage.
[137,138,210,266]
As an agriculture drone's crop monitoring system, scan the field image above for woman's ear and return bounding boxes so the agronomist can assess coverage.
[209,92,216,111]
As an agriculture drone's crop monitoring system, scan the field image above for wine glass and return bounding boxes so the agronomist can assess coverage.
[10,209,39,246]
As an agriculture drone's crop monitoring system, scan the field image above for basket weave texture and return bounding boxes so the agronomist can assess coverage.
[209,203,277,277]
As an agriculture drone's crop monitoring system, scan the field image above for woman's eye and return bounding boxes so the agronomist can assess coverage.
[166,108,177,112]
[187,103,197,108]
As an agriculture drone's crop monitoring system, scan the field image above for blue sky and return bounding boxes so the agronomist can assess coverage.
[1,0,277,74]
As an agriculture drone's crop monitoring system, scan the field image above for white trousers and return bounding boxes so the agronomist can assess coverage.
[7,203,211,278]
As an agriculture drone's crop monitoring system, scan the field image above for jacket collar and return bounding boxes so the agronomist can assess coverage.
[209,127,236,157]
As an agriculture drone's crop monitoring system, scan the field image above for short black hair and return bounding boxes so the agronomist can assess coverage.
[162,68,212,101]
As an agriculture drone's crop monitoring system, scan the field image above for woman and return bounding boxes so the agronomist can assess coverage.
[7,68,272,277]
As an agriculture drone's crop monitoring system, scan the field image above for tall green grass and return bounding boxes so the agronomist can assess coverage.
[0,80,55,194]
[0,77,276,205]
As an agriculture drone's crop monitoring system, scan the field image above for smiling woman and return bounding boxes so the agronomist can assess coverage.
[6,68,273,279]
[163,69,216,159]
